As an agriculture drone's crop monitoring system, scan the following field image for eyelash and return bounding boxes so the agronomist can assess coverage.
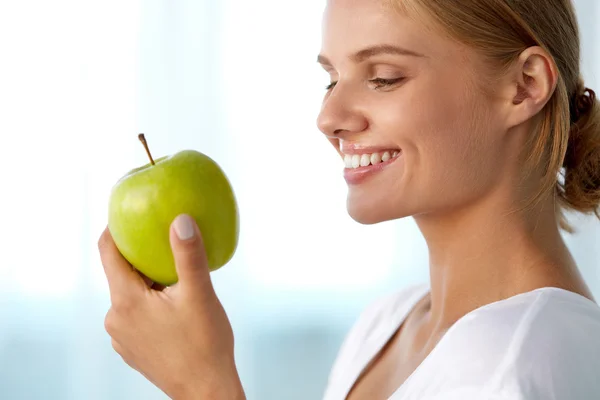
[325,77,403,91]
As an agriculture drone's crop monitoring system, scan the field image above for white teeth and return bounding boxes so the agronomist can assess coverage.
[370,152,382,165]
[360,154,371,167]
[343,150,400,169]
[344,155,353,168]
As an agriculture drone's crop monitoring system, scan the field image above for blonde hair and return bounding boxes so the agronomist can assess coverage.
[388,0,600,232]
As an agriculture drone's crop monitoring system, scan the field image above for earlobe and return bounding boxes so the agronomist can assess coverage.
[507,46,558,127]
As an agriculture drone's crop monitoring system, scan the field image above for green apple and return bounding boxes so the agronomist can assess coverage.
[107,134,239,286]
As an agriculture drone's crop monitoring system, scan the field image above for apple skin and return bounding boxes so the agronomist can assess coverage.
[108,149,239,286]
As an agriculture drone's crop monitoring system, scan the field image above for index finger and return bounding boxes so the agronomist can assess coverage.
[98,227,147,300]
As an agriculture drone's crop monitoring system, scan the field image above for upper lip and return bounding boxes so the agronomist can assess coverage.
[339,142,401,155]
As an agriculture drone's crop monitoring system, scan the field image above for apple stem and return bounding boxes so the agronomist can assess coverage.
[138,133,155,165]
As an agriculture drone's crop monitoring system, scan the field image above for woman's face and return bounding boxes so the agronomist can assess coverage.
[317,0,511,224]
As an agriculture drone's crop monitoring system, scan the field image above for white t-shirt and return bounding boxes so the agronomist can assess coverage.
[323,283,600,400]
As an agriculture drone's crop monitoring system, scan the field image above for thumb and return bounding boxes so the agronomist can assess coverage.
[170,214,214,294]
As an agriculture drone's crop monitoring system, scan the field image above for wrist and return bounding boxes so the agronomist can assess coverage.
[172,374,245,400]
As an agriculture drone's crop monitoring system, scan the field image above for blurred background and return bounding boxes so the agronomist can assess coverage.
[0,0,598,399]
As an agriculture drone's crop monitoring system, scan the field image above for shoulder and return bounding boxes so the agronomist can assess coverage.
[459,287,600,363]
[427,288,600,399]
[503,288,600,398]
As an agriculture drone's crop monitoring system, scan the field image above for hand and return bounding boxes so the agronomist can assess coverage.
[98,214,245,400]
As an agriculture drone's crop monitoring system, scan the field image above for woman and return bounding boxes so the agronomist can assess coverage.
[98,0,600,399]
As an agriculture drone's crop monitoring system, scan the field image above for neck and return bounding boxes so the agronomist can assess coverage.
[413,189,593,330]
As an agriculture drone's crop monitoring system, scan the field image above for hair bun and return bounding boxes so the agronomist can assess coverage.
[570,87,596,124]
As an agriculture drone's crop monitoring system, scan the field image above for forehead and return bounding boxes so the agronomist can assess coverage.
[322,0,416,44]
[320,0,462,62]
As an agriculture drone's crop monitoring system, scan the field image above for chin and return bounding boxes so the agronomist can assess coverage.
[346,194,412,225]
[347,210,383,225]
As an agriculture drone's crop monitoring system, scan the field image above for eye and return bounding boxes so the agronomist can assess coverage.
[369,77,403,89]
[324,77,403,91]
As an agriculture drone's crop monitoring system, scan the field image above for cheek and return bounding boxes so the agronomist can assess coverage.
[404,84,500,198]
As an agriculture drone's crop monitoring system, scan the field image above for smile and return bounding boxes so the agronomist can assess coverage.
[342,150,402,185]
[343,150,400,169]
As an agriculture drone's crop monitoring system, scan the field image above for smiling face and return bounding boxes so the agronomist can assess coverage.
[316,0,513,224]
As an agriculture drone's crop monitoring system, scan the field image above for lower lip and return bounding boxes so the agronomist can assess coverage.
[343,154,401,185]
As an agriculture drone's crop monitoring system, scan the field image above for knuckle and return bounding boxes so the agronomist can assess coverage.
[111,338,122,355]
[104,310,118,336]
[112,340,136,369]
[104,300,136,336]
[97,228,110,251]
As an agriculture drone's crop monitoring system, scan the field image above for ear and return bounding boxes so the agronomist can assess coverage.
[504,46,559,128]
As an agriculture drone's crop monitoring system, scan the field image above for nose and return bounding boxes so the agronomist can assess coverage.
[316,85,368,138]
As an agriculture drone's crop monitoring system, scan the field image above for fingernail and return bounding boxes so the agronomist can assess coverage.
[174,214,196,240]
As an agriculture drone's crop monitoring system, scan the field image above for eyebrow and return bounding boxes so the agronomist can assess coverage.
[317,44,425,66]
